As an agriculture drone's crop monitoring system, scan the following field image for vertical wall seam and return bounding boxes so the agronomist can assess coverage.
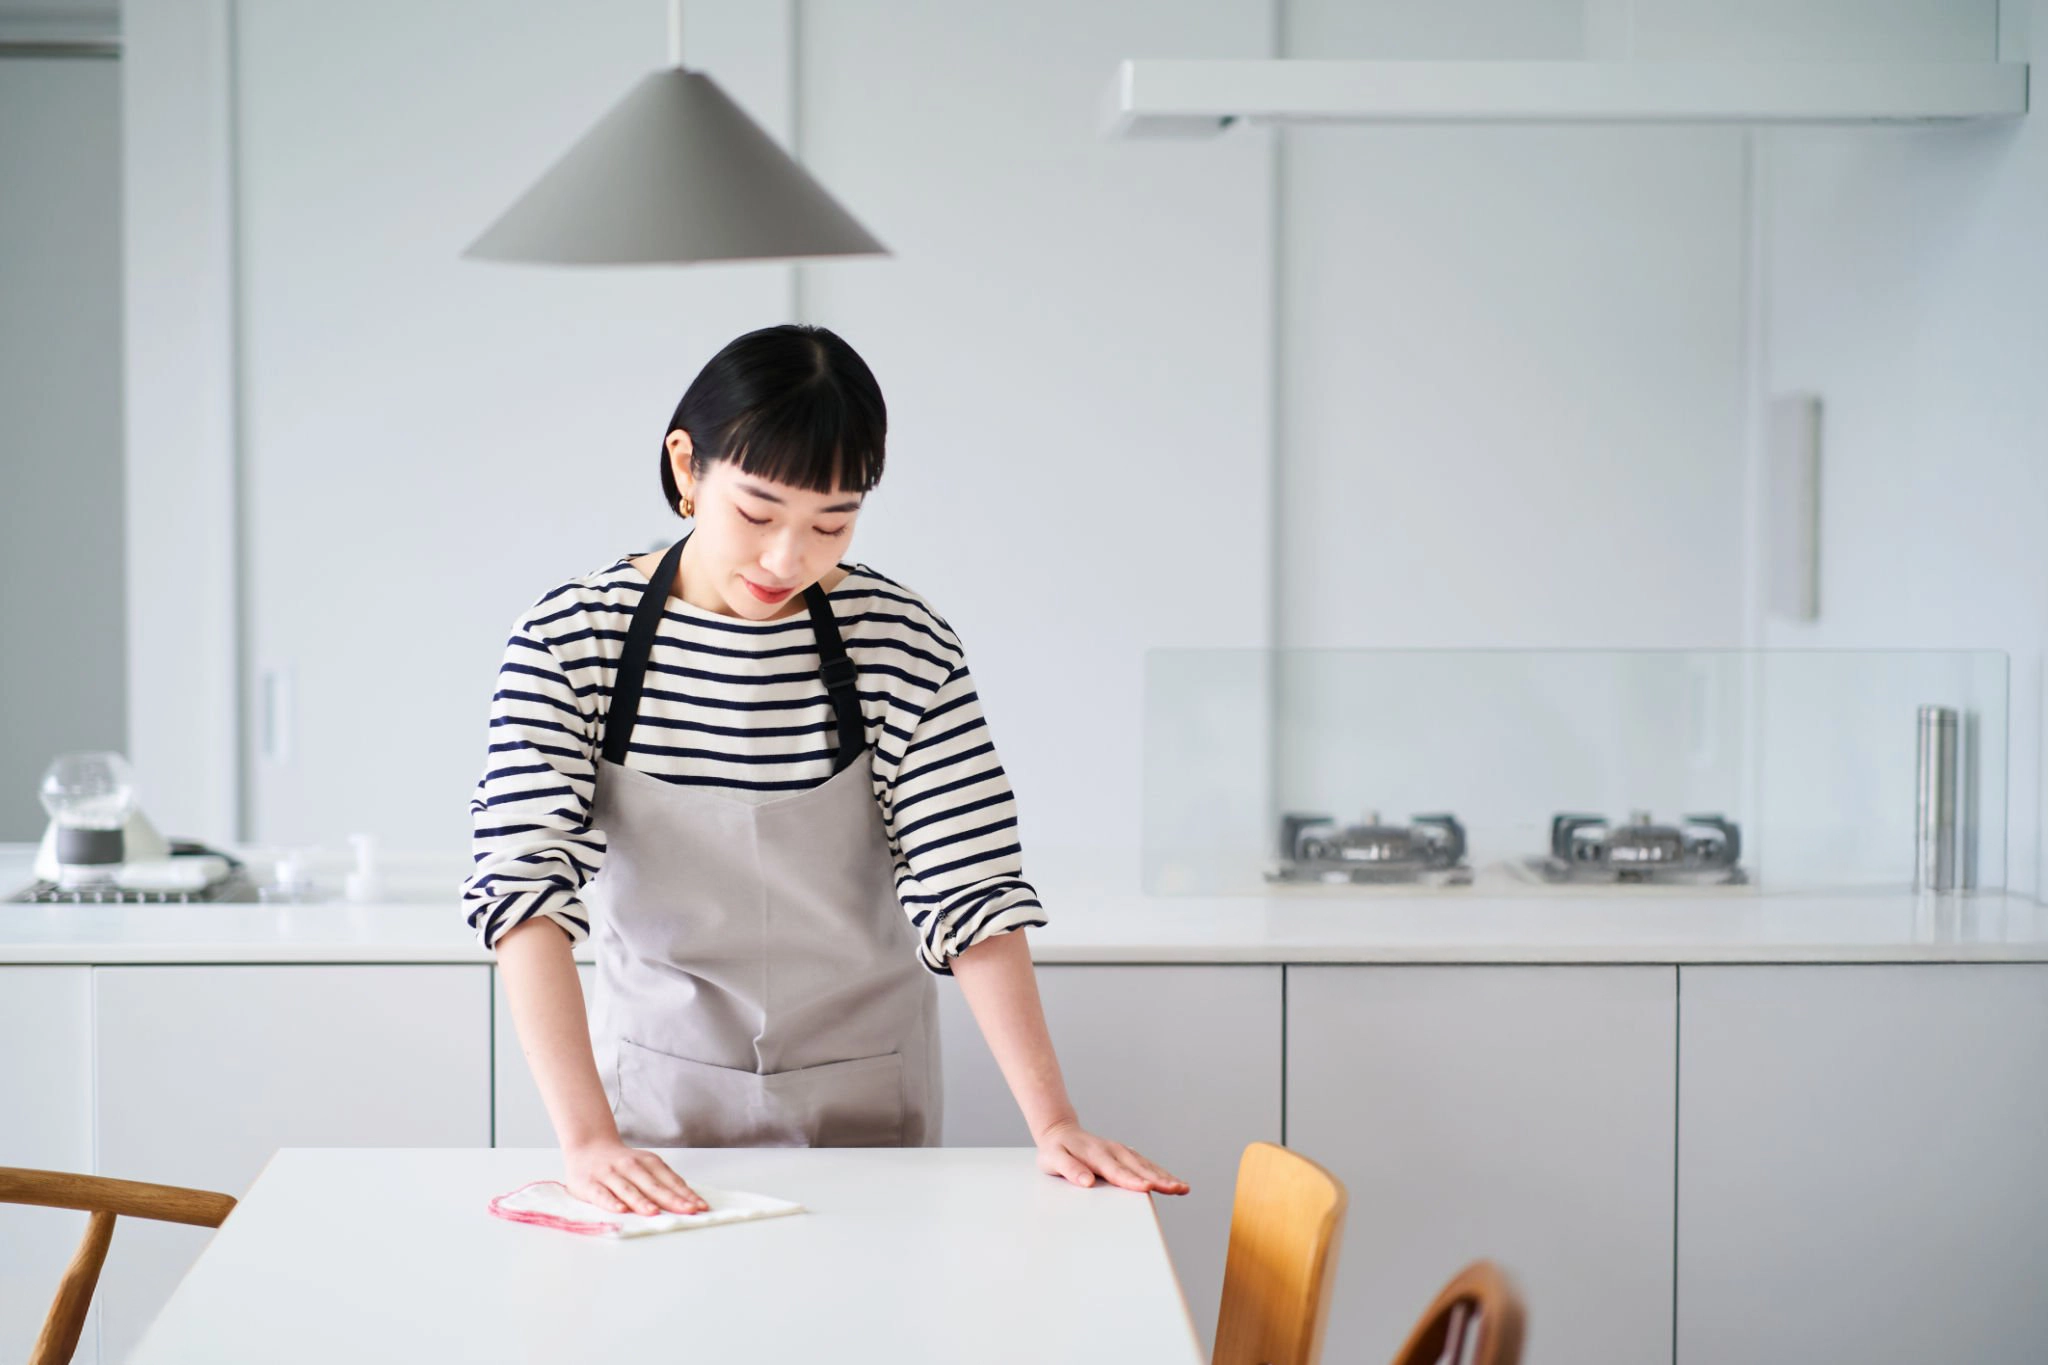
[2034,656,2044,897]
[1671,965,1682,1365]
[1278,965,1288,1146]
[226,0,252,843]
[1736,128,1770,878]
[1263,0,1287,829]
[1737,127,1767,651]
[788,0,805,324]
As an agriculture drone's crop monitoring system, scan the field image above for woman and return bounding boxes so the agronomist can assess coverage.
[463,323,1187,1216]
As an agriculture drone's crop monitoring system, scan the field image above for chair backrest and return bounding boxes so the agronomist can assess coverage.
[1387,1260,1526,1365]
[1211,1141,1349,1365]
[0,1165,237,1365]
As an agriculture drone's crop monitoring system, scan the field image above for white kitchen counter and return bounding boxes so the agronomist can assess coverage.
[5,844,2046,965]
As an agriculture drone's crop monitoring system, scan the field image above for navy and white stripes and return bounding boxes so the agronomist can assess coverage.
[460,552,1046,974]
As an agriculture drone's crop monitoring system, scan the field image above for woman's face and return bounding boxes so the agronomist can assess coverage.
[667,430,864,621]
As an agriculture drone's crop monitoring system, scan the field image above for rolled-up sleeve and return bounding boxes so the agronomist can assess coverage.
[885,662,1047,975]
[459,612,606,950]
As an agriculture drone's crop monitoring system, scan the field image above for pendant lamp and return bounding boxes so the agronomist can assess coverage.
[462,3,887,266]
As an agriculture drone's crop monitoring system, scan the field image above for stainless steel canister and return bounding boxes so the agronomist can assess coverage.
[1914,705,1960,891]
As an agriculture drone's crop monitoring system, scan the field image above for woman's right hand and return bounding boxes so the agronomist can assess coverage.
[564,1137,709,1216]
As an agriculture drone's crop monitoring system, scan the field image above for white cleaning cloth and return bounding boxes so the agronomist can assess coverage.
[488,1179,805,1239]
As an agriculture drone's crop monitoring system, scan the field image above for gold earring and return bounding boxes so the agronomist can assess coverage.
[682,495,695,518]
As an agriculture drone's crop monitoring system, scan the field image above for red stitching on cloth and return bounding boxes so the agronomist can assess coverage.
[487,1179,624,1237]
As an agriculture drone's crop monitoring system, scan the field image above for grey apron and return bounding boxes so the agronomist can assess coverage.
[583,532,942,1148]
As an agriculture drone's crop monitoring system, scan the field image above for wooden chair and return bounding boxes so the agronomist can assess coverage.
[1211,1141,1349,1365]
[1387,1260,1526,1365]
[0,1165,237,1365]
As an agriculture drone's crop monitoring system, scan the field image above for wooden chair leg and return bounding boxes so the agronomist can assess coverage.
[30,1209,116,1365]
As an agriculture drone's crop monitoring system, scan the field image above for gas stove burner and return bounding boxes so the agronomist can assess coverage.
[7,866,264,904]
[1267,811,1473,886]
[1535,811,1744,885]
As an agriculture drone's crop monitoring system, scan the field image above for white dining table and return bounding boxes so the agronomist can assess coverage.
[124,1146,1205,1363]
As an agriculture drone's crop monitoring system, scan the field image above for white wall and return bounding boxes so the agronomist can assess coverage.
[113,0,2045,898]
[121,0,240,849]
[1276,0,1747,654]
[1,48,125,841]
[1256,0,2043,893]
[1754,0,2045,895]
[228,0,781,852]
[1262,0,1749,881]
[1624,0,2000,61]
[1275,113,1750,652]
[784,0,1277,878]
[107,0,1279,878]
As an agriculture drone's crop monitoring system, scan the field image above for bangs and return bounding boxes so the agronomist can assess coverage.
[720,387,884,496]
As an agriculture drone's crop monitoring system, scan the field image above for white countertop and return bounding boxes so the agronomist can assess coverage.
[127,1147,1202,1365]
[6,844,2046,965]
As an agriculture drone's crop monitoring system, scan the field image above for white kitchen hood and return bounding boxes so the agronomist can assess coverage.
[1103,59,2029,137]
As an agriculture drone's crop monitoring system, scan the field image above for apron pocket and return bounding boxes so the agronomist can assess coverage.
[617,1038,906,1149]
[764,1052,907,1148]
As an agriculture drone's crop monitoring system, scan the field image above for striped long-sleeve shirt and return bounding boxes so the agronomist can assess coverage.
[460,551,1046,975]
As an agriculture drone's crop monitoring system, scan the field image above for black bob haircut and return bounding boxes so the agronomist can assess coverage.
[660,323,887,517]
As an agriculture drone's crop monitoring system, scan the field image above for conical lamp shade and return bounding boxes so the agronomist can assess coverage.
[463,68,888,265]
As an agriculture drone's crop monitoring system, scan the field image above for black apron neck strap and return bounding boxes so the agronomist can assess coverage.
[804,578,866,773]
[601,533,690,767]
[600,532,865,773]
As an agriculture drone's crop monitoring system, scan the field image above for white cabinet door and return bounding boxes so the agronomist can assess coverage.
[1,967,96,1364]
[1678,964,2048,1364]
[938,964,1282,1359]
[491,962,596,1148]
[1288,965,1678,1365]
[92,965,489,1364]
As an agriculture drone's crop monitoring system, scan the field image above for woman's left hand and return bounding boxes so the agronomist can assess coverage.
[1034,1119,1190,1194]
